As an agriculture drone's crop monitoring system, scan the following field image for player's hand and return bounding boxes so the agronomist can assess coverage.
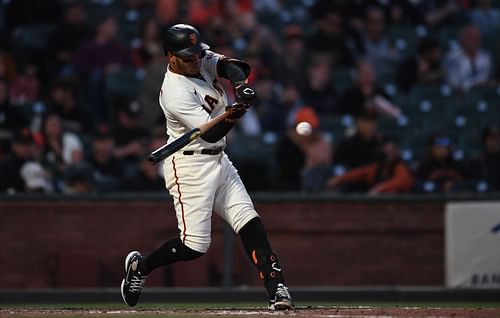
[225,102,248,120]
[233,82,256,108]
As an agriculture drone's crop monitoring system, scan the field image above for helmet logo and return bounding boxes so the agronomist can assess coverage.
[189,33,197,44]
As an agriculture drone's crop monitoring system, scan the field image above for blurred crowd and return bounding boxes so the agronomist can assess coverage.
[0,0,499,195]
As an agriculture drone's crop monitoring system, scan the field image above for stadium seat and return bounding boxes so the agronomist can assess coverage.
[438,26,461,51]
[105,68,142,97]
[332,67,354,92]
[83,1,125,28]
[11,24,56,50]
[389,25,421,58]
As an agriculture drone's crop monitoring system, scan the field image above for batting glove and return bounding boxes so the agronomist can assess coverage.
[233,82,256,108]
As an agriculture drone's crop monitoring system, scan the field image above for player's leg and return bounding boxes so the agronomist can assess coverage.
[121,155,219,306]
[239,217,293,310]
[213,154,293,310]
[120,239,203,307]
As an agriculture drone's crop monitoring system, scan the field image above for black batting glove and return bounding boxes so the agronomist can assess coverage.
[225,102,248,122]
[233,82,256,108]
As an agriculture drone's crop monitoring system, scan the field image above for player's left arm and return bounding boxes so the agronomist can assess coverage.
[200,52,255,143]
[200,84,256,142]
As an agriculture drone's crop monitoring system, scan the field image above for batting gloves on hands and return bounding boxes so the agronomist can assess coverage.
[234,82,256,108]
[226,83,256,121]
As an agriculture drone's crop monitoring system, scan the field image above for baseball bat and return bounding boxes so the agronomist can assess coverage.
[148,111,232,164]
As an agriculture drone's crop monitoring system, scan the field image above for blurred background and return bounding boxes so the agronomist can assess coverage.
[0,0,500,294]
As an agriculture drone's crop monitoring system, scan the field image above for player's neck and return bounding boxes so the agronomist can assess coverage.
[168,64,203,80]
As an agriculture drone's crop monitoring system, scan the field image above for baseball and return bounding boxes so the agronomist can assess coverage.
[296,121,312,136]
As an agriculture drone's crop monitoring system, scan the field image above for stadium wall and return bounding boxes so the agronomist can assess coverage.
[1,194,490,288]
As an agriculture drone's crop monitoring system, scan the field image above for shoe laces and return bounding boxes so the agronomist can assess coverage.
[129,274,146,293]
[275,284,291,299]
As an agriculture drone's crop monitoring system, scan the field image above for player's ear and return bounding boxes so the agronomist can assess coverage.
[167,53,175,64]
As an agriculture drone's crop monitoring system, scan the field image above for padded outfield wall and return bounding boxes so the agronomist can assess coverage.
[0,193,497,289]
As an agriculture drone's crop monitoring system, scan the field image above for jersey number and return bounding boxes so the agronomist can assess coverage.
[203,95,218,114]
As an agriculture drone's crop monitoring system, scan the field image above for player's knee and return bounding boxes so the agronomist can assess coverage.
[181,243,205,260]
[183,237,211,254]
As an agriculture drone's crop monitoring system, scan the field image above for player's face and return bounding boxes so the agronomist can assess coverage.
[171,53,201,76]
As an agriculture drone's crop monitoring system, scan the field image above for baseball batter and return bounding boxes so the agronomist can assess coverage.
[121,24,293,310]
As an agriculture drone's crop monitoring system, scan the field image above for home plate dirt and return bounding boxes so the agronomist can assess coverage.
[1,306,500,318]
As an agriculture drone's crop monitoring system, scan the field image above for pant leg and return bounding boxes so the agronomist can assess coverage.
[213,153,259,233]
[163,154,220,253]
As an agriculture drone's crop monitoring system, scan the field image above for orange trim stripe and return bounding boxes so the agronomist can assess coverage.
[172,156,187,243]
[251,249,258,265]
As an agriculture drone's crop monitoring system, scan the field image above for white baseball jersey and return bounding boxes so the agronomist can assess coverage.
[159,50,228,152]
[158,50,259,253]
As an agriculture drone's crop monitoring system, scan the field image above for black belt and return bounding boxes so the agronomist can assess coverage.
[182,148,223,155]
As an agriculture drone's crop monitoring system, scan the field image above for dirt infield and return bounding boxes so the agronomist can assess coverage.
[2,306,500,318]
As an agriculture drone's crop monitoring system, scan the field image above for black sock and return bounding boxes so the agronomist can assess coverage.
[239,217,272,254]
[139,238,204,275]
[239,217,285,297]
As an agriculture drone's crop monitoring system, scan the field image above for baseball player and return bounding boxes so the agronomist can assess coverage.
[120,24,293,310]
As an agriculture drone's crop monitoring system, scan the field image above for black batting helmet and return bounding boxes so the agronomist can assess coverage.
[163,24,210,58]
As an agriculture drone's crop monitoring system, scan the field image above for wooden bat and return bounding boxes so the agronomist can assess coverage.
[148,111,232,164]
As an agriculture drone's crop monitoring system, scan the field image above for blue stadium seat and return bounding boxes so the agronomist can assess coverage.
[389,25,423,58]
[105,68,142,97]
[12,24,56,50]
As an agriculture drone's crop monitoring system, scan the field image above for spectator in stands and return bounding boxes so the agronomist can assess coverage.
[123,157,164,192]
[301,54,338,115]
[155,0,180,25]
[9,63,40,105]
[46,2,92,76]
[62,162,94,194]
[0,78,30,156]
[0,50,16,83]
[383,1,424,26]
[135,17,170,131]
[123,129,164,192]
[74,16,130,75]
[276,107,332,191]
[4,0,61,33]
[275,25,309,88]
[326,137,414,194]
[113,100,150,167]
[0,128,36,193]
[416,0,465,29]
[468,0,500,37]
[356,6,401,76]
[40,113,83,188]
[334,61,401,118]
[252,73,286,133]
[281,82,306,130]
[443,24,493,92]
[306,8,355,68]
[47,79,91,133]
[416,132,469,192]
[396,36,443,94]
[88,125,124,192]
[20,161,53,193]
[333,111,382,169]
[468,124,500,192]
[74,16,131,123]
[131,18,163,69]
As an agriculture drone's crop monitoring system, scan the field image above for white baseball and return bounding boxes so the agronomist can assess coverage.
[296,121,312,136]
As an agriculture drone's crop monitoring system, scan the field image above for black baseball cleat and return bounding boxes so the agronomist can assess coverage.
[120,251,147,306]
[268,283,294,310]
